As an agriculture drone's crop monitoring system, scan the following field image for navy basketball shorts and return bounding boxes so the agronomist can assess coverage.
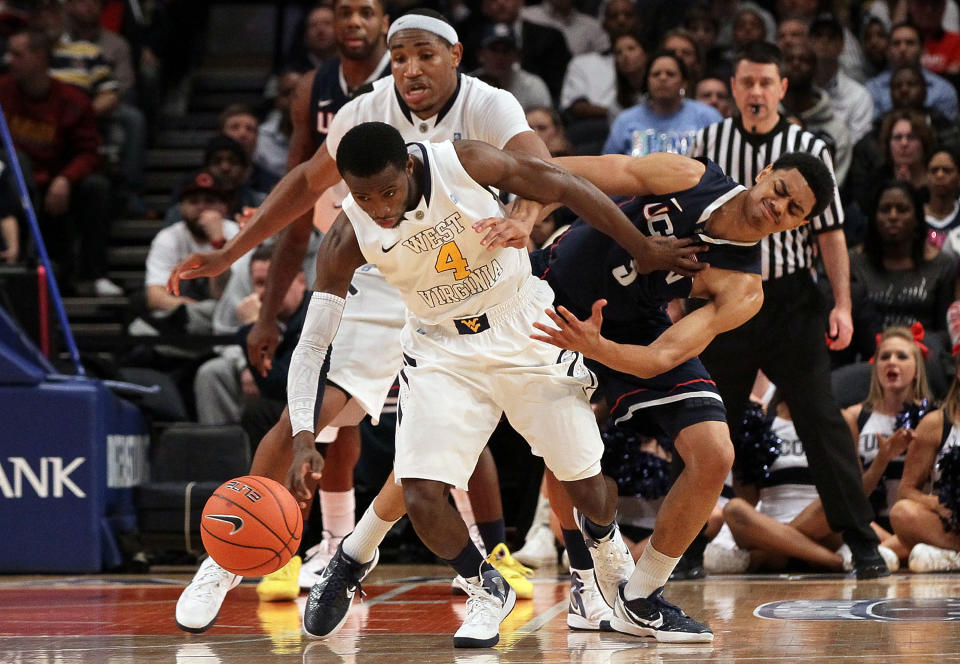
[589,355,727,440]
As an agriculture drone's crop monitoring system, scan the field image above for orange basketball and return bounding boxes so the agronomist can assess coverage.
[200,475,303,576]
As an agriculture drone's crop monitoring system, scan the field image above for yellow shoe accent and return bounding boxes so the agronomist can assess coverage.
[487,543,534,599]
[256,555,302,602]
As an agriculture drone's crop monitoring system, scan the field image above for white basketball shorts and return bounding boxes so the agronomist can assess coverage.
[393,276,604,490]
[326,265,405,425]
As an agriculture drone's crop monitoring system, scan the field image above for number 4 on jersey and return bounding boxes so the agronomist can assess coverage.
[435,241,472,280]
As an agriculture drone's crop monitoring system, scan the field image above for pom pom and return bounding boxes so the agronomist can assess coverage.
[601,427,673,500]
[933,445,960,533]
[731,402,781,485]
[895,399,931,431]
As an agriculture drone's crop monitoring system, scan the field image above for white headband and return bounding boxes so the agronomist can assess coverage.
[387,14,459,46]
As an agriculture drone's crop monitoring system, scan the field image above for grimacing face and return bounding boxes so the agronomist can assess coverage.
[748,166,816,235]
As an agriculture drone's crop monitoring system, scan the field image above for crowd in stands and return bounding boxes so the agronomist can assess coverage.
[4,0,960,573]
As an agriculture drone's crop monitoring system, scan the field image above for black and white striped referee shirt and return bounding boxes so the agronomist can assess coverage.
[690,116,843,281]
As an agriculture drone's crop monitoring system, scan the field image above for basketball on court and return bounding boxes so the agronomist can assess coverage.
[200,476,303,576]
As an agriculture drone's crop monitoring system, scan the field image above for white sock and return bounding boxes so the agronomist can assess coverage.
[624,544,680,600]
[451,488,476,528]
[342,502,399,564]
[319,489,355,542]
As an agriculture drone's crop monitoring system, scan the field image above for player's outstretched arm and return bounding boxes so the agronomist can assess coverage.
[532,268,762,378]
[285,213,366,505]
[456,141,704,276]
[552,152,705,198]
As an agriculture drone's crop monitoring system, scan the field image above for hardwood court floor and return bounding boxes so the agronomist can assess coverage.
[2,564,960,663]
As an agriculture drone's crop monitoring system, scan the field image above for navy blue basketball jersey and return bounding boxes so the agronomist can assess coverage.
[539,158,756,340]
[310,56,391,147]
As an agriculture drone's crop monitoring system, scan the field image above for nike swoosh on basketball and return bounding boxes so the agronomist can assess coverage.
[205,514,244,534]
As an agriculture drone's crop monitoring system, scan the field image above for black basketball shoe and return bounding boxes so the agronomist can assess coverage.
[610,584,714,642]
[302,542,379,639]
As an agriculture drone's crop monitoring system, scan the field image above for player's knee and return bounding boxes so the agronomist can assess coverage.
[401,480,445,523]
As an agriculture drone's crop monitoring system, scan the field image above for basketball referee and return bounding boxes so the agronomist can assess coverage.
[690,41,888,577]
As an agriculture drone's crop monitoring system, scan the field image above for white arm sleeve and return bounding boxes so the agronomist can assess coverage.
[287,292,346,436]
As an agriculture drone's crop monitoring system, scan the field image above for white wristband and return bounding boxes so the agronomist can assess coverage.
[287,292,346,436]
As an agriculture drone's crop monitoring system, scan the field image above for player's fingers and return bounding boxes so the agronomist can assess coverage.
[530,333,561,346]
[543,308,568,328]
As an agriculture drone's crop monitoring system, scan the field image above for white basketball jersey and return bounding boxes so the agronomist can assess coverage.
[324,74,532,286]
[342,140,530,325]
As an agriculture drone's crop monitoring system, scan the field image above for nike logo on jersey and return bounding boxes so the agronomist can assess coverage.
[382,240,401,252]
[204,514,244,534]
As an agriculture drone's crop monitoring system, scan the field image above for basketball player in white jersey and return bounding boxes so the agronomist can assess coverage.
[169,10,702,635]
[278,121,653,648]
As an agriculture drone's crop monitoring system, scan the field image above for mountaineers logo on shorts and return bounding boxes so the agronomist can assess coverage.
[454,313,490,335]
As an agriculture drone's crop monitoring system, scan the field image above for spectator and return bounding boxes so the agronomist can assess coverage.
[285,4,337,72]
[165,135,267,224]
[252,69,302,191]
[781,41,852,185]
[62,0,135,100]
[559,0,640,125]
[861,14,890,81]
[145,170,239,328]
[809,16,875,143]
[520,0,608,56]
[470,23,552,111]
[851,180,957,370]
[457,0,572,102]
[865,22,958,121]
[906,0,960,78]
[0,28,118,295]
[525,106,572,157]
[925,148,960,253]
[604,50,721,156]
[695,76,732,117]
[612,32,648,114]
[661,28,702,96]
[37,0,146,216]
[776,15,810,55]
[682,4,726,78]
[775,0,870,81]
[731,2,773,49]
[195,244,308,425]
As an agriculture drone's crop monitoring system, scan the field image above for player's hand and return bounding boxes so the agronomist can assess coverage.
[247,315,282,377]
[167,249,231,295]
[633,236,707,277]
[827,306,853,350]
[531,299,606,356]
[286,433,324,508]
[473,216,532,250]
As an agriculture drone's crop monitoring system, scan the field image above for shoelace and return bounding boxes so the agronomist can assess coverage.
[312,555,367,602]
[462,580,499,620]
[192,566,233,600]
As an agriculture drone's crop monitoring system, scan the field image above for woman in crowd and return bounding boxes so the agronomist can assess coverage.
[891,353,960,572]
[611,32,648,117]
[849,181,956,394]
[603,49,721,156]
[925,149,960,255]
